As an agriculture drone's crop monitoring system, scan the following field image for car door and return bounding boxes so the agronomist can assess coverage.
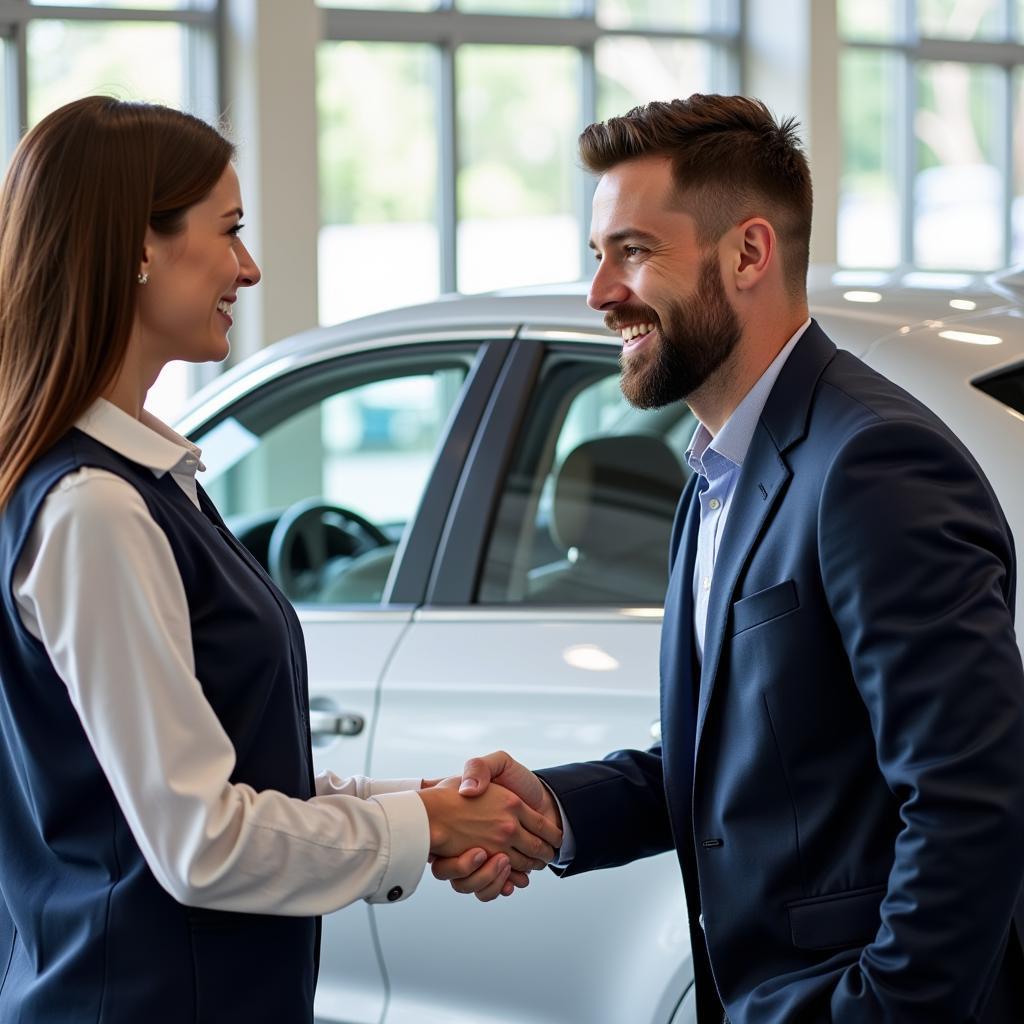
[369,333,698,1024]
[186,334,512,1024]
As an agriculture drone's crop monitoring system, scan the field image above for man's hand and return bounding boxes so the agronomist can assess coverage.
[431,751,563,901]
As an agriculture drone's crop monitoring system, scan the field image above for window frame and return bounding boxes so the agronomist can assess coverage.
[319,1,743,296]
[840,0,1024,270]
[0,0,222,179]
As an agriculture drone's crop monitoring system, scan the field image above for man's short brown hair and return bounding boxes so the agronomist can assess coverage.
[579,94,813,296]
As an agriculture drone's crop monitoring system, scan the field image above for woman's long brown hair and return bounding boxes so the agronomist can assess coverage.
[0,96,234,508]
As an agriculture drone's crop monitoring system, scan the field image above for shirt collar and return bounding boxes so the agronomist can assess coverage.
[686,318,811,476]
[76,398,205,478]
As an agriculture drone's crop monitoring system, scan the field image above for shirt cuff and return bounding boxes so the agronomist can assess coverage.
[542,782,576,868]
[365,789,430,904]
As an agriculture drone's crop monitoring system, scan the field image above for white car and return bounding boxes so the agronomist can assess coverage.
[176,267,1024,1024]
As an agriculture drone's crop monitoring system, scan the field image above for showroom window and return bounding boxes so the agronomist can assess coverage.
[0,0,221,420]
[839,0,1024,271]
[316,0,740,324]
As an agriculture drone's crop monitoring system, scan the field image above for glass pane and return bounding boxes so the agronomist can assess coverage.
[318,42,438,325]
[197,358,471,605]
[839,50,901,267]
[478,357,693,605]
[1011,68,1024,261]
[597,0,719,32]
[914,62,1003,270]
[31,0,190,7]
[838,0,903,41]
[457,45,580,294]
[459,0,577,13]
[0,39,9,171]
[597,38,715,122]
[27,20,184,125]
[918,0,1004,40]
[318,0,435,11]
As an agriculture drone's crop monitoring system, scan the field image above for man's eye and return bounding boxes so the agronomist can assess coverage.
[625,245,643,257]
[593,252,603,263]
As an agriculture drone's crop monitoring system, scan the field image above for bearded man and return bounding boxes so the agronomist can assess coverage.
[434,95,1024,1024]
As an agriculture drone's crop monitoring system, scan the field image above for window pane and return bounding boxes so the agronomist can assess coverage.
[0,39,9,169]
[597,0,720,32]
[318,0,436,11]
[838,0,903,41]
[196,356,472,605]
[31,0,190,8]
[318,42,438,325]
[597,38,715,121]
[457,45,580,294]
[478,357,692,605]
[27,20,184,125]
[914,62,1003,270]
[459,0,577,13]
[839,49,901,267]
[1012,68,1024,261]
[918,0,1004,40]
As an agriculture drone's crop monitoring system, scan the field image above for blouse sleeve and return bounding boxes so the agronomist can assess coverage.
[12,468,429,914]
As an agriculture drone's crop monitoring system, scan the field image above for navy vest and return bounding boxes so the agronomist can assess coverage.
[0,430,318,1023]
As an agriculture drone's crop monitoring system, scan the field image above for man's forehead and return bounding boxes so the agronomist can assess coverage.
[589,159,696,243]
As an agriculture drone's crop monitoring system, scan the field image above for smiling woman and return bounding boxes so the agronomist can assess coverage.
[0,96,562,1023]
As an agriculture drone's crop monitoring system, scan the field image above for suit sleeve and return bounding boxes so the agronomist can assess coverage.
[536,744,675,876]
[818,418,1024,1021]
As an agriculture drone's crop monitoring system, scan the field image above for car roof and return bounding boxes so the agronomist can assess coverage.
[177,265,1024,434]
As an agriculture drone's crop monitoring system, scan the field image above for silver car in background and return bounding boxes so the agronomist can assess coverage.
[177,266,1024,1024]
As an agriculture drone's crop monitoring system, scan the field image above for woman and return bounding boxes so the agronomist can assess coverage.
[0,97,557,1022]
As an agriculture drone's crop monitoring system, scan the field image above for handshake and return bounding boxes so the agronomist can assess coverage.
[416,751,560,902]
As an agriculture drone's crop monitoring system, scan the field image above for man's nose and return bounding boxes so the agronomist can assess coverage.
[587,258,630,311]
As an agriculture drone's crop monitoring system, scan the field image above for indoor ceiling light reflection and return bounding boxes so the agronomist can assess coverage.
[949,299,977,311]
[619,607,664,618]
[842,290,883,303]
[563,644,620,672]
[938,329,1002,346]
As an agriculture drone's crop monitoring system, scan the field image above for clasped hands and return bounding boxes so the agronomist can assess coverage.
[417,750,559,902]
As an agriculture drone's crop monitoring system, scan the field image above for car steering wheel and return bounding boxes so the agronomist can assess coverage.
[268,497,391,600]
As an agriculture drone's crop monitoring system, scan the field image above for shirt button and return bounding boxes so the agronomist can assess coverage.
[709,498,721,510]
[702,577,711,591]
[386,886,403,902]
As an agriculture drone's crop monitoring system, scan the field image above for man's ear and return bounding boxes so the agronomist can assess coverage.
[731,218,775,291]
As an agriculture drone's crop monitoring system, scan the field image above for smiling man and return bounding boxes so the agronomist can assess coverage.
[434,95,1024,1024]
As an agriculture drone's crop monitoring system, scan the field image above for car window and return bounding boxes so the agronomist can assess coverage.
[194,349,472,606]
[478,351,694,605]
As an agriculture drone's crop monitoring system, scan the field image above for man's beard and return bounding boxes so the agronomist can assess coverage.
[616,254,742,410]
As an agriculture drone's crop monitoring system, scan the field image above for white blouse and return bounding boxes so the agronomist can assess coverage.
[11,398,429,915]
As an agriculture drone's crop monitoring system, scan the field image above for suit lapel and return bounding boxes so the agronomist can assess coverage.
[695,425,789,748]
[660,475,702,798]
[693,321,839,755]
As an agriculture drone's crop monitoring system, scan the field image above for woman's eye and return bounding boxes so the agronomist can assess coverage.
[228,222,245,237]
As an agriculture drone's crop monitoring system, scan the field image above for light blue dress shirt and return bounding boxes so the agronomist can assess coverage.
[687,318,810,661]
[550,317,811,867]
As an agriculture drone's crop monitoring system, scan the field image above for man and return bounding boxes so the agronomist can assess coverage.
[433,95,1024,1023]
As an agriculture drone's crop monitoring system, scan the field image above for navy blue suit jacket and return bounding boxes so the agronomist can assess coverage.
[539,322,1024,1023]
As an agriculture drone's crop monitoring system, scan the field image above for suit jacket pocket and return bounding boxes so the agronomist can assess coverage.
[787,884,886,950]
[731,579,799,636]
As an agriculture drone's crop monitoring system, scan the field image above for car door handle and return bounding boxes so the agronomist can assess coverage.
[650,719,662,741]
[309,710,365,737]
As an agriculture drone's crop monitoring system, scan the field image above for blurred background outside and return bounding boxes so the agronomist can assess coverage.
[3,0,1024,420]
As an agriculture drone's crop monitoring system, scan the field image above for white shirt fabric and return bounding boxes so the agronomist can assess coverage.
[11,398,429,915]
[552,318,812,867]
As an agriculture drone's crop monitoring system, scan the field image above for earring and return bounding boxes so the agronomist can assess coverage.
[137,272,149,285]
